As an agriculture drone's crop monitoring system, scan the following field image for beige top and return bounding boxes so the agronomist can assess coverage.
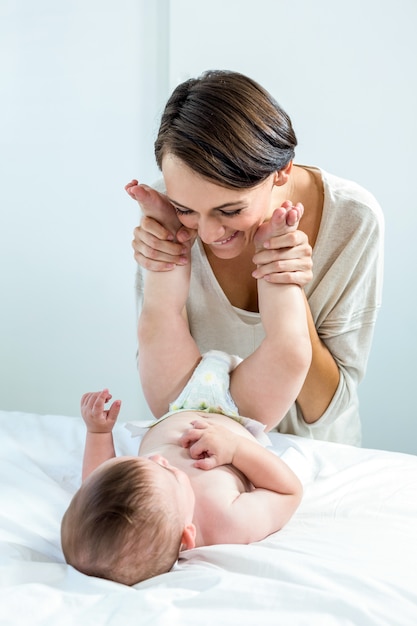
[136,168,384,445]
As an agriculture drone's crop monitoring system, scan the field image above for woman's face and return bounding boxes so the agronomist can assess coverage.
[162,154,277,259]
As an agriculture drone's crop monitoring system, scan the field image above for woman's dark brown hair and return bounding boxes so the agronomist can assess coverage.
[155,70,297,189]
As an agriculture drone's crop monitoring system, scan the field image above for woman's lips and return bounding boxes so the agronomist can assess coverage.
[210,231,239,246]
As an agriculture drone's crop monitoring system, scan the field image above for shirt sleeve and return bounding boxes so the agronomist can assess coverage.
[284,175,385,443]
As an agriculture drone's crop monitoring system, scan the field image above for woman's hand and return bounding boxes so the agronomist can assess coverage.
[126,180,195,271]
[252,201,313,287]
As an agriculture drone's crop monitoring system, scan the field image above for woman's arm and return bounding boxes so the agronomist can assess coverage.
[295,295,340,422]
[296,195,384,426]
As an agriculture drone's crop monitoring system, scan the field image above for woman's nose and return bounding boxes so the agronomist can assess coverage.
[197,217,225,244]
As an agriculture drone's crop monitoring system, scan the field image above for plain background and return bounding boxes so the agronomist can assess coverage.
[1,0,416,453]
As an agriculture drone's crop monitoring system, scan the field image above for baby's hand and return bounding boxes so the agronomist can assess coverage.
[179,420,239,470]
[80,389,121,434]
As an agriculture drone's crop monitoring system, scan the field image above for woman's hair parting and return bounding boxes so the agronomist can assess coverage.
[155,69,297,188]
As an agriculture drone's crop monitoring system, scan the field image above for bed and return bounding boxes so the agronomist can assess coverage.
[1,408,416,626]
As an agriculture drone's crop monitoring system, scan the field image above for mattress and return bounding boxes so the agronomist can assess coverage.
[1,409,416,626]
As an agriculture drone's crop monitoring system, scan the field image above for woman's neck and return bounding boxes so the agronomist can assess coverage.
[284,165,324,248]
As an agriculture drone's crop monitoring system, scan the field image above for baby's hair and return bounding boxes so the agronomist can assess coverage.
[155,69,297,188]
[61,458,183,585]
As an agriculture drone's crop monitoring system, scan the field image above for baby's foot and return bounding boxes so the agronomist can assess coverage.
[125,180,182,238]
[254,201,303,252]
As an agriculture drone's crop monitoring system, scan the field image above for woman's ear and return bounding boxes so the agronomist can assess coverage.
[273,160,293,186]
[180,523,196,551]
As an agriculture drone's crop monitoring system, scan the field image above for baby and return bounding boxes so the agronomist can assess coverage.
[61,198,311,586]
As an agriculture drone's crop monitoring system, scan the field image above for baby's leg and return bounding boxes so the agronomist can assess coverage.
[230,205,311,430]
[125,180,182,237]
[254,202,303,252]
[138,260,201,418]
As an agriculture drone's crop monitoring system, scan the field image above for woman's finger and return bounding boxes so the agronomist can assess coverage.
[263,270,313,285]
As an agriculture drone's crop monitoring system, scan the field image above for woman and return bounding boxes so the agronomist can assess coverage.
[127,70,384,445]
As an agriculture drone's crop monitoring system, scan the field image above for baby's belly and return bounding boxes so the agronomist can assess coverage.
[139,410,256,457]
[140,411,253,497]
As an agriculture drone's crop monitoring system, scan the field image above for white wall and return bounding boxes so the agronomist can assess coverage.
[1,0,416,454]
[0,0,169,422]
[168,0,417,454]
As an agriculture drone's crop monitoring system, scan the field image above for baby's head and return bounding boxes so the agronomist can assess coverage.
[61,455,196,585]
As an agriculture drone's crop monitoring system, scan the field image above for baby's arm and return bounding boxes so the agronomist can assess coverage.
[180,420,302,540]
[80,389,121,481]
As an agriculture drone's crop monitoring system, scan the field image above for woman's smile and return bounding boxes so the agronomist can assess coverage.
[211,231,239,246]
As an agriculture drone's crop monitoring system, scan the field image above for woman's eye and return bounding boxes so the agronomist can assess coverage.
[174,207,243,217]
[174,207,193,216]
[220,209,242,217]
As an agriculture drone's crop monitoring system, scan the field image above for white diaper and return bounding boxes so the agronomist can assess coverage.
[168,349,241,417]
[126,350,271,447]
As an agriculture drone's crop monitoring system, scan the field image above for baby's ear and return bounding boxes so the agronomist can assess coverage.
[180,524,196,551]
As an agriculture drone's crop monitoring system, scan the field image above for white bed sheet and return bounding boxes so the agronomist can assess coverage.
[1,409,416,626]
